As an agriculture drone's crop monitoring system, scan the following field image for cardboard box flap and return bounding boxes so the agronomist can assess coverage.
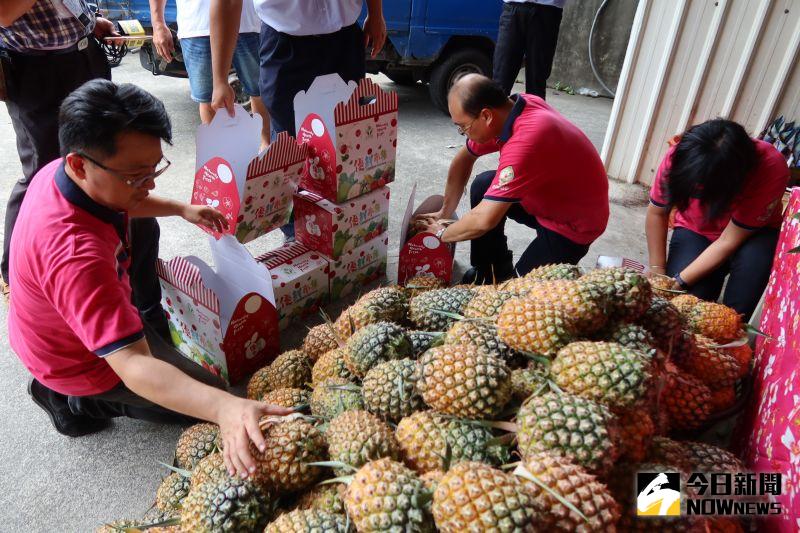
[399,182,418,246]
[247,131,308,178]
[195,104,261,193]
[156,257,221,314]
[334,77,398,125]
[293,73,357,141]
[256,242,315,269]
[295,189,338,213]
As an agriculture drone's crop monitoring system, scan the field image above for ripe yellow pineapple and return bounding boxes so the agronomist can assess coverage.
[662,369,712,431]
[687,301,743,343]
[523,279,608,334]
[721,343,753,379]
[155,472,190,512]
[190,452,226,490]
[334,287,409,339]
[496,297,578,357]
[249,416,326,492]
[403,274,446,298]
[311,348,355,386]
[302,323,341,362]
[676,334,741,388]
[260,387,310,409]
[613,407,655,462]
[293,484,346,515]
[671,293,701,316]
[175,423,220,469]
[246,349,311,400]
[462,290,519,319]
[326,409,400,469]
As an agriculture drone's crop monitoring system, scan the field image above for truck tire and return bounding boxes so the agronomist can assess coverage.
[428,48,492,114]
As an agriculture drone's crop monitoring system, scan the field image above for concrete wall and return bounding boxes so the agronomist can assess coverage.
[549,0,639,96]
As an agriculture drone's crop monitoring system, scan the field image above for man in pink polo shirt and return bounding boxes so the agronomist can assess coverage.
[418,74,609,283]
[8,79,289,478]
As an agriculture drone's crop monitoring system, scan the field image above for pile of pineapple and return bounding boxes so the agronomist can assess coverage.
[100,265,756,532]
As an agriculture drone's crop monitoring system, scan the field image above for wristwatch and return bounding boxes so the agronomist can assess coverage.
[435,227,447,241]
[674,273,689,290]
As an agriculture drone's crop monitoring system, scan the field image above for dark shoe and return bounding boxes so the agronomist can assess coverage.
[28,379,110,437]
[461,261,516,285]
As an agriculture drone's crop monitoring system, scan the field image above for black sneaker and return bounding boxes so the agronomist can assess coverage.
[461,261,516,285]
[27,379,110,437]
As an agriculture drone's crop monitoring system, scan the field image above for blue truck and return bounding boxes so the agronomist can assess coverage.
[102,0,502,113]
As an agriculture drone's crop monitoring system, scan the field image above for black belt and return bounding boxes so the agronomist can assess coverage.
[1,35,94,58]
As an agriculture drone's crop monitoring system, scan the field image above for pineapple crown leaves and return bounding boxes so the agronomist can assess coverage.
[431,441,454,471]
[512,463,591,524]
[306,460,358,474]
[158,462,191,478]
[744,323,774,341]
[318,309,346,348]
[103,516,181,532]
[436,413,519,433]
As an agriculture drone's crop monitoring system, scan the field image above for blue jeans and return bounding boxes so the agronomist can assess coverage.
[666,227,778,319]
[180,33,261,103]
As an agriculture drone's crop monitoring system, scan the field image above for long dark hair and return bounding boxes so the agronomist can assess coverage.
[664,119,757,221]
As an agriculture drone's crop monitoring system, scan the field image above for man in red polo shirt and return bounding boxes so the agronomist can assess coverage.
[418,74,609,283]
[8,79,289,478]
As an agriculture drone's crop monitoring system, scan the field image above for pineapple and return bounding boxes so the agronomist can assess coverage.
[247,350,311,400]
[662,370,712,431]
[496,298,578,357]
[444,319,516,362]
[516,391,620,475]
[264,509,349,533]
[293,484,346,515]
[302,323,341,362]
[603,322,656,355]
[310,377,364,419]
[190,453,226,490]
[406,330,441,357]
[649,273,683,300]
[550,341,653,409]
[334,287,409,339]
[648,437,745,473]
[638,297,684,351]
[395,410,506,474]
[311,348,355,386]
[462,290,519,319]
[722,343,753,379]
[417,344,511,418]
[180,476,272,532]
[517,452,620,532]
[510,365,549,401]
[675,334,741,388]
[344,321,411,377]
[175,423,220,469]
[524,263,583,281]
[687,301,744,343]
[420,470,444,492]
[409,287,476,331]
[671,293,701,316]
[403,274,446,298]
[432,462,538,533]
[613,407,655,462]
[260,387,310,409]
[155,472,191,512]
[344,458,432,533]
[709,386,736,412]
[326,409,400,469]
[249,416,326,492]
[523,279,608,334]
[362,358,425,422]
[579,267,652,321]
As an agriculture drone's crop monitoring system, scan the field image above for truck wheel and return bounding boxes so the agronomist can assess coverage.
[385,69,417,86]
[428,48,492,114]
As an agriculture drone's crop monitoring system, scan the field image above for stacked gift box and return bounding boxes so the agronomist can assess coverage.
[155,75,398,383]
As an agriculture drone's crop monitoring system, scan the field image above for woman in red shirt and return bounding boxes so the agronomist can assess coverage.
[646,119,788,319]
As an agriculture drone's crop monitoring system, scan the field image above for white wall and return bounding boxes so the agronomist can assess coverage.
[602,0,800,185]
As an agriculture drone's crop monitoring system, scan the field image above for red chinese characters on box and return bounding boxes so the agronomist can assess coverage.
[397,183,456,286]
[293,186,390,260]
[256,242,331,330]
[157,236,279,385]
[294,74,397,203]
[329,235,389,300]
[190,106,307,244]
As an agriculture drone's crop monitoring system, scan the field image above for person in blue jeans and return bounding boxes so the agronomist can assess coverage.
[149,0,270,147]
[646,119,789,319]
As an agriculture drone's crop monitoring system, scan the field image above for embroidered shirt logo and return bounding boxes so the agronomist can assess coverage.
[497,166,515,187]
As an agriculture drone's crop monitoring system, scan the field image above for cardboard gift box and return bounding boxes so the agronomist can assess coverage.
[256,242,331,330]
[295,74,398,203]
[397,184,456,286]
[293,186,390,259]
[329,234,389,300]
[157,235,280,385]
[190,105,307,243]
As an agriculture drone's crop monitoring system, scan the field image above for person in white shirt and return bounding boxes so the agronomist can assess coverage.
[493,0,565,99]
[149,0,270,146]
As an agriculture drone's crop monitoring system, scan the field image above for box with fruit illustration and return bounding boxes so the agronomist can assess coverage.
[295,74,397,203]
[329,234,389,299]
[256,242,331,330]
[157,235,280,385]
[190,105,307,244]
[397,183,456,285]
[293,186,390,260]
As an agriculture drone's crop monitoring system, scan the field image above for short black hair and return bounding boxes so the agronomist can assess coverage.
[453,75,509,117]
[58,79,172,157]
[664,118,758,221]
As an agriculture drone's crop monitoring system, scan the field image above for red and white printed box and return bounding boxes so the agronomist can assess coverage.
[397,183,456,285]
[330,234,389,300]
[256,242,331,330]
[190,105,307,244]
[294,74,398,203]
[157,235,279,385]
[293,186,390,259]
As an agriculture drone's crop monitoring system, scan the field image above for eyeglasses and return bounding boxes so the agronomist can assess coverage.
[456,119,477,136]
[78,152,171,188]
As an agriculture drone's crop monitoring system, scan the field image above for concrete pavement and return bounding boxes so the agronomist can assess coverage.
[0,54,647,531]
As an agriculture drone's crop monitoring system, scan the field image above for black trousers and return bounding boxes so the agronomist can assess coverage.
[469,170,590,275]
[65,323,227,424]
[666,227,779,320]
[492,2,563,98]
[258,22,366,137]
